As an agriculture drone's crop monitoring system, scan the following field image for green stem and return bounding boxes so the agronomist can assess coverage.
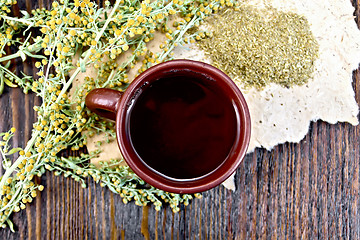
[1,15,33,25]
[94,0,122,43]
[0,65,21,81]
[0,131,39,196]
[0,52,21,63]
[55,68,81,104]
[158,15,199,62]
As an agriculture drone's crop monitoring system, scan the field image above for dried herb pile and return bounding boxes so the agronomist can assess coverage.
[197,5,319,89]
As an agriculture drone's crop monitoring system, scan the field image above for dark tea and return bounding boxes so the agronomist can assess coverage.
[128,73,238,179]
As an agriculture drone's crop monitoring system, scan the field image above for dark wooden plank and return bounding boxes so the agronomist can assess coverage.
[299,127,310,239]
[1,83,360,240]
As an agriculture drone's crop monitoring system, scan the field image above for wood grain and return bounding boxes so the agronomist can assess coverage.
[0,0,360,239]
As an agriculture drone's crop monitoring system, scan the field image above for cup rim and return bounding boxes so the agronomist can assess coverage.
[116,59,251,193]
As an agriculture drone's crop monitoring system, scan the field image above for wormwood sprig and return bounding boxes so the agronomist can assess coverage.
[0,0,236,231]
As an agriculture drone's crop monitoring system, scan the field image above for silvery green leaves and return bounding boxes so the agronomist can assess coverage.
[0,61,16,95]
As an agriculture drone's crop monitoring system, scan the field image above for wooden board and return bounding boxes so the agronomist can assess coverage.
[0,0,360,239]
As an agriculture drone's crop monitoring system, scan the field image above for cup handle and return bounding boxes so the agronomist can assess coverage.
[85,88,123,121]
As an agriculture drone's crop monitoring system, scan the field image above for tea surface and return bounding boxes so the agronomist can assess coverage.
[129,75,237,179]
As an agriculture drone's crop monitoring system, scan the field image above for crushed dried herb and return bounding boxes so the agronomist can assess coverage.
[197,4,319,89]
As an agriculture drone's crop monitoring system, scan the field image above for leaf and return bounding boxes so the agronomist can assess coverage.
[80,61,86,72]
[61,109,74,116]
[7,148,23,155]
[19,51,26,62]
[61,157,79,169]
[4,61,10,68]
[6,219,15,232]
[0,77,4,96]
[81,49,90,58]
[4,78,17,88]
[23,50,46,59]
[20,72,32,80]
[20,10,30,18]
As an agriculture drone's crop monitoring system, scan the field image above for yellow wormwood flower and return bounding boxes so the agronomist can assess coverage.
[165,33,173,40]
[31,191,37,198]
[137,16,144,23]
[157,13,164,19]
[62,46,70,53]
[69,12,76,19]
[69,29,76,36]
[127,19,135,26]
[26,165,33,172]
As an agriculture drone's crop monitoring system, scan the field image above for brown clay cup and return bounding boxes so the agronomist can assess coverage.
[85,59,251,193]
